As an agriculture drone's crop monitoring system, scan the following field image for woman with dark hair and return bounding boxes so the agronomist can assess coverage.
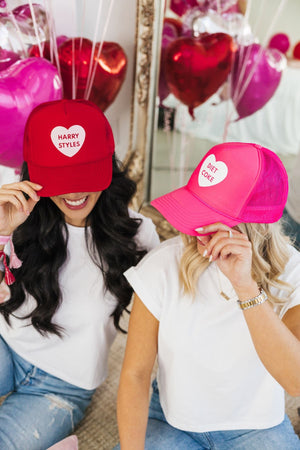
[0,99,159,449]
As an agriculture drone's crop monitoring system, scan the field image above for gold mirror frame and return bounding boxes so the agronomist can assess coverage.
[124,0,165,210]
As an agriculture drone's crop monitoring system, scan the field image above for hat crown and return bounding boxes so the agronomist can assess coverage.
[23,99,114,197]
[151,142,288,235]
[188,142,261,220]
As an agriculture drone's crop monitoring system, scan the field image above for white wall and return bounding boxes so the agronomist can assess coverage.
[248,0,300,51]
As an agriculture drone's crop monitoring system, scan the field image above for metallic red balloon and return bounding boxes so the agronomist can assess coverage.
[164,33,235,118]
[159,19,182,104]
[28,36,68,59]
[293,42,300,60]
[58,38,127,111]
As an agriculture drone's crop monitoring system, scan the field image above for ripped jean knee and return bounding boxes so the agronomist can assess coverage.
[0,344,94,450]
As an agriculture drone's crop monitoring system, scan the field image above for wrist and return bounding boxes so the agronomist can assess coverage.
[233,281,259,301]
[0,231,13,237]
[237,288,268,311]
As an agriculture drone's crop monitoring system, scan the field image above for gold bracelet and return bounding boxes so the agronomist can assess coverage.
[237,288,268,311]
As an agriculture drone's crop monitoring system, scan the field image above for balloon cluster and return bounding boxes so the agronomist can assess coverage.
[160,0,287,121]
[0,2,128,169]
[0,3,62,168]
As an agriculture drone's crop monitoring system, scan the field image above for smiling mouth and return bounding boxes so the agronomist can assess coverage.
[63,196,88,209]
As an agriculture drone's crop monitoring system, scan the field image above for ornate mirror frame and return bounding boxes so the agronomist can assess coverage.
[124,0,165,210]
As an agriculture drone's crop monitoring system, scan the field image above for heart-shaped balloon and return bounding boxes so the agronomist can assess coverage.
[164,33,235,118]
[170,0,198,17]
[58,37,127,111]
[293,41,300,60]
[0,57,63,168]
[159,19,182,104]
[28,35,68,59]
[231,43,286,119]
[0,4,48,54]
[0,47,20,71]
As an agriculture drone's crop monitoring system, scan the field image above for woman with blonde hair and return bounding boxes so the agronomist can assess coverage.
[116,142,300,449]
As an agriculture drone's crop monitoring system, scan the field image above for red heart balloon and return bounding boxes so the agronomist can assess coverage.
[28,36,68,59]
[58,37,127,111]
[164,33,235,118]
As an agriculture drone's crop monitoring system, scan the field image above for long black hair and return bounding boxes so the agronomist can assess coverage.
[0,154,147,336]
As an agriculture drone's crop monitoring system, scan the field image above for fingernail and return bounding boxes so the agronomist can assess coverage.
[195,227,204,232]
[209,255,213,262]
[203,249,208,257]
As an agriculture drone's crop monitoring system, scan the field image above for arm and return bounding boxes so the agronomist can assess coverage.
[0,181,42,283]
[198,222,300,396]
[0,181,42,236]
[242,300,300,396]
[117,294,159,450]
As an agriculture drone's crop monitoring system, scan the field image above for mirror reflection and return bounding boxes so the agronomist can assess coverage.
[149,0,300,202]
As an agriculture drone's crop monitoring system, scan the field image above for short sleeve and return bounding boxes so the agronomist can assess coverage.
[276,246,300,319]
[124,265,162,320]
[129,209,160,252]
[124,237,182,321]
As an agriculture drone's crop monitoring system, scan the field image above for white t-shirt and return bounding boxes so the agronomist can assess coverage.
[0,210,160,390]
[286,148,300,223]
[124,236,300,432]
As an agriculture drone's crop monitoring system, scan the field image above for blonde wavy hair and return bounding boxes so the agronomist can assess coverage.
[179,222,293,305]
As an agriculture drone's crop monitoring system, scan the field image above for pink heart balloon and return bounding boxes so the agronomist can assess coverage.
[0,57,63,168]
[0,48,20,71]
[231,43,285,119]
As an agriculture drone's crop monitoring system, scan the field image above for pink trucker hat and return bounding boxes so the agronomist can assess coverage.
[23,99,114,197]
[151,142,288,236]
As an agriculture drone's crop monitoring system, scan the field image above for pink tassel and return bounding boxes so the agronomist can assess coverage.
[0,237,22,286]
[0,250,17,286]
[9,241,22,269]
[4,265,15,286]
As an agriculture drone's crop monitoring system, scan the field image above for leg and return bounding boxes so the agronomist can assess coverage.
[0,336,14,396]
[145,379,204,450]
[212,415,300,450]
[0,391,84,450]
[145,419,204,450]
[0,349,94,450]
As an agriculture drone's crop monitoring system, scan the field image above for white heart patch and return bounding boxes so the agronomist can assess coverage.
[50,125,86,157]
[198,154,228,187]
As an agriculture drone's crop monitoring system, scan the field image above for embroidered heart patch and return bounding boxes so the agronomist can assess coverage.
[198,154,228,187]
[50,125,86,157]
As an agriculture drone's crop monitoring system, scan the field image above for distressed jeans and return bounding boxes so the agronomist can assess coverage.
[0,336,95,450]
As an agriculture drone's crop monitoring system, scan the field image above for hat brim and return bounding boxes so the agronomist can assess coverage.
[28,155,113,197]
[151,186,241,236]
